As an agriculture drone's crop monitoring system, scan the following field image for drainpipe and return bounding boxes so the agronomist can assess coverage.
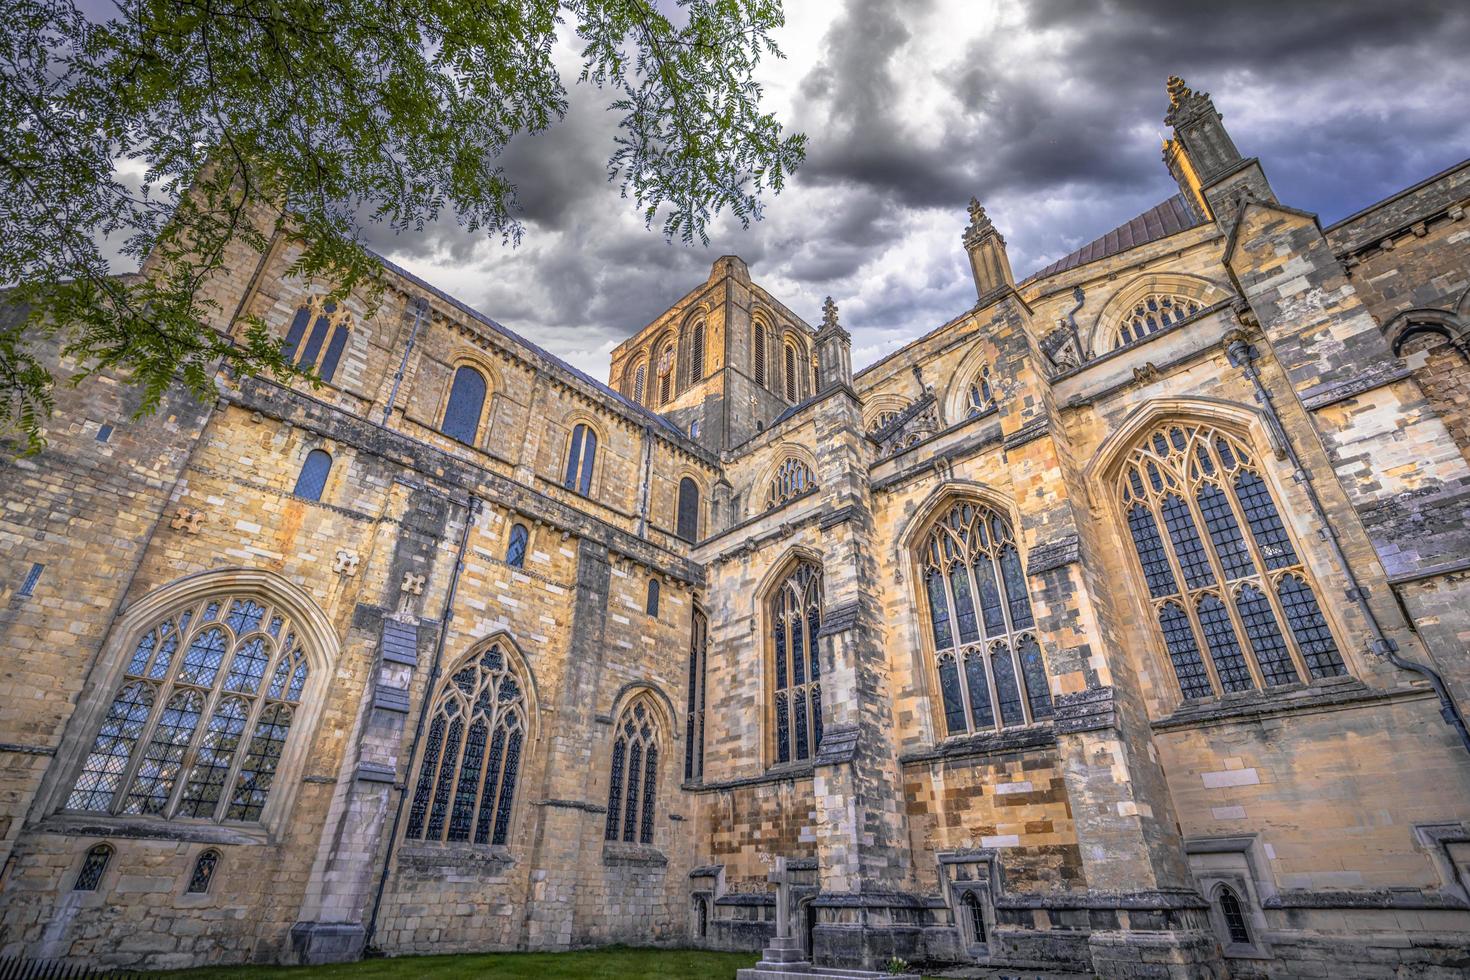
[1224,332,1470,757]
[364,492,481,949]
[1065,285,1086,361]
[382,297,429,425]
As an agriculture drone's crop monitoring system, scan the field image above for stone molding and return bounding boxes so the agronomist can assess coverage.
[813,724,860,765]
[1151,676,1428,732]
[898,725,1058,766]
[1002,416,1051,450]
[1299,363,1413,410]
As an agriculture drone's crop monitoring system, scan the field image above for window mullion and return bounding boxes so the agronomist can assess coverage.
[1224,470,1314,682]
[940,566,975,733]
[166,684,223,820]
[1145,493,1221,698]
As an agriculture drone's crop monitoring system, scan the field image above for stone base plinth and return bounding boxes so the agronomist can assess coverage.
[1087,928,1227,980]
[288,921,366,964]
[736,935,919,980]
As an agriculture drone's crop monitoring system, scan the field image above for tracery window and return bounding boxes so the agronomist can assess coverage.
[676,477,700,542]
[404,642,526,846]
[1118,422,1346,701]
[685,608,708,781]
[604,697,660,844]
[920,501,1052,736]
[784,342,798,401]
[1115,294,1201,347]
[868,409,905,435]
[965,365,996,417]
[764,457,815,510]
[282,300,351,382]
[186,848,219,894]
[770,562,822,764]
[1217,885,1251,945]
[504,523,528,569]
[66,594,311,823]
[564,423,598,495]
[74,844,112,891]
[441,365,487,445]
[293,449,332,502]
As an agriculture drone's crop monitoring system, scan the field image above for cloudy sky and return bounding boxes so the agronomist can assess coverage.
[374,0,1470,380]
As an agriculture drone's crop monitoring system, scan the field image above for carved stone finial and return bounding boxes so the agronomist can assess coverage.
[822,296,839,330]
[963,198,999,248]
[1164,75,1212,127]
[1166,75,1192,108]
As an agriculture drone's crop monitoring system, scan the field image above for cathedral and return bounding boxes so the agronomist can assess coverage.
[0,77,1468,979]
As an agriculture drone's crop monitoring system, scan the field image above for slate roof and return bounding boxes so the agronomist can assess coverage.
[1023,193,1203,283]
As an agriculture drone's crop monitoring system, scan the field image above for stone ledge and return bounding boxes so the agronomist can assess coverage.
[1263,888,1469,911]
[1299,364,1413,410]
[1027,534,1081,575]
[1052,686,1116,735]
[899,725,1058,765]
[1151,676,1429,732]
[1003,417,1050,450]
[813,724,860,765]
[686,763,817,793]
[602,842,668,867]
[33,814,267,847]
[817,602,861,638]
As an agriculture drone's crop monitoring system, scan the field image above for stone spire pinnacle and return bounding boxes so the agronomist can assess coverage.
[815,295,851,393]
[963,198,1002,250]
[962,198,1013,302]
[821,296,840,331]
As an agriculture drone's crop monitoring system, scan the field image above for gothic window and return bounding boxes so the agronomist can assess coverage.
[73,844,112,891]
[646,579,661,617]
[965,365,996,417]
[604,698,660,844]
[676,477,700,542]
[765,457,816,510]
[1118,422,1346,701]
[770,562,822,764]
[186,849,219,894]
[404,642,526,846]
[292,449,331,502]
[282,301,351,382]
[687,320,706,387]
[504,523,528,569]
[441,365,487,445]
[920,500,1052,736]
[66,593,311,823]
[868,409,904,435]
[784,342,798,401]
[657,341,676,405]
[685,608,708,782]
[696,896,709,938]
[754,323,768,387]
[1115,294,1201,348]
[960,890,986,945]
[628,361,647,405]
[564,423,597,495]
[1217,885,1251,946]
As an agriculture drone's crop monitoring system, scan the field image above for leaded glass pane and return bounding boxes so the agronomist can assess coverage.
[1195,595,1254,693]
[1159,602,1212,699]
[406,715,445,838]
[1127,504,1178,597]
[475,726,506,845]
[999,546,1034,630]
[793,690,809,761]
[448,720,488,842]
[810,684,822,753]
[223,636,271,695]
[1234,472,1297,569]
[124,689,204,814]
[774,619,788,691]
[938,655,967,735]
[505,524,528,568]
[178,696,250,817]
[319,325,349,381]
[227,703,293,821]
[775,693,790,764]
[926,571,953,649]
[186,850,219,894]
[1161,495,1214,589]
[963,649,995,731]
[640,747,658,844]
[791,605,806,686]
[606,738,626,841]
[74,845,111,892]
[67,681,155,811]
[1219,887,1251,945]
[1235,585,1299,687]
[226,600,266,636]
[425,717,463,839]
[622,742,642,842]
[282,307,310,361]
[298,314,330,369]
[1197,484,1254,580]
[975,559,1006,637]
[1277,576,1346,678]
[1017,635,1053,720]
[179,628,228,687]
[492,729,521,845]
[991,644,1025,727]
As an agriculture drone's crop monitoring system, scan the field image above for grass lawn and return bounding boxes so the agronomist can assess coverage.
[168,946,761,979]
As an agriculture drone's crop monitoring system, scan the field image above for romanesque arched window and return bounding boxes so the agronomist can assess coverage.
[920,500,1052,736]
[441,365,487,444]
[282,301,351,382]
[676,477,700,542]
[770,562,822,764]
[965,366,996,417]
[754,322,768,388]
[65,594,312,823]
[405,642,526,846]
[685,607,708,782]
[564,423,597,495]
[784,341,798,401]
[604,697,660,844]
[504,523,528,569]
[765,457,815,510]
[292,449,332,502]
[186,848,220,894]
[1118,422,1346,701]
[687,320,706,387]
[1115,294,1201,348]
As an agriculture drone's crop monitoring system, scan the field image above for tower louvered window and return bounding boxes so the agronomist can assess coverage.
[405,643,526,846]
[1118,423,1346,701]
[754,324,768,387]
[605,698,661,844]
[687,320,705,386]
[685,608,708,781]
[771,563,822,764]
[1115,294,1201,347]
[630,362,647,405]
[784,342,798,401]
[66,595,311,823]
[920,500,1052,736]
[765,457,815,510]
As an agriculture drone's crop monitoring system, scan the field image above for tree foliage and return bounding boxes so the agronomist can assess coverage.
[0,0,804,451]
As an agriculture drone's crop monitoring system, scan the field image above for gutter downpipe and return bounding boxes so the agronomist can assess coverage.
[1225,333,1470,757]
[363,492,481,950]
[382,296,429,425]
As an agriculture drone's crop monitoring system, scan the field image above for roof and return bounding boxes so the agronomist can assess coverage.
[1022,194,1203,283]
[371,251,686,439]
[1324,156,1470,253]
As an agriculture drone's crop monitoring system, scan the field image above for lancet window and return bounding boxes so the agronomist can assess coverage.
[965,366,996,417]
[770,562,823,764]
[604,697,661,844]
[685,608,708,781]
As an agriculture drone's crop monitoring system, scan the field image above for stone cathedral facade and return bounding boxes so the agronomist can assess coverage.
[1,78,1468,979]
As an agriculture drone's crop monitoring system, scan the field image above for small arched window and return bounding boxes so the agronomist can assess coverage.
[696,896,709,938]
[74,843,112,891]
[966,365,996,417]
[292,449,332,502]
[676,477,700,542]
[1115,294,1201,348]
[504,524,529,569]
[687,320,706,387]
[631,362,647,405]
[770,562,822,764]
[441,365,487,445]
[282,302,351,382]
[960,891,986,945]
[754,323,768,387]
[784,342,798,401]
[646,579,660,617]
[405,642,526,846]
[657,341,676,405]
[685,607,708,782]
[765,457,816,510]
[564,423,598,495]
[605,698,661,844]
[1217,885,1251,945]
[186,848,220,894]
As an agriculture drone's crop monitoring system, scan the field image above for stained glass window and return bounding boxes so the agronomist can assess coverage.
[770,562,822,763]
[919,500,1051,735]
[66,593,310,823]
[685,609,708,781]
[564,424,598,496]
[605,698,661,845]
[1160,602,1212,699]
[441,365,487,445]
[186,849,219,894]
[1235,585,1299,687]
[405,643,527,847]
[1277,575,1346,679]
[505,524,528,568]
[765,458,816,510]
[74,844,112,891]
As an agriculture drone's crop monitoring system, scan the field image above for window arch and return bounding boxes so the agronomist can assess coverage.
[784,341,798,401]
[627,360,647,405]
[919,500,1052,736]
[960,891,986,945]
[1115,293,1201,348]
[646,579,661,617]
[504,523,529,569]
[770,561,822,764]
[765,456,816,510]
[1216,884,1251,946]
[686,319,706,388]
[676,477,700,541]
[441,365,487,444]
[685,607,708,782]
[656,338,676,405]
[1117,422,1346,701]
[282,300,351,382]
[965,366,996,417]
[66,593,312,823]
[405,641,527,846]
[564,423,598,495]
[605,696,661,844]
[73,843,112,891]
[292,449,332,502]
[186,848,220,894]
[754,322,769,387]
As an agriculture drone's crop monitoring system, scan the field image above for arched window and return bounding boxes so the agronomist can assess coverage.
[960,891,986,945]
[405,642,526,846]
[920,500,1052,736]
[1115,294,1201,348]
[73,843,112,891]
[754,323,768,387]
[282,301,351,382]
[564,423,598,495]
[868,409,904,435]
[186,848,220,894]
[604,697,660,844]
[765,457,816,510]
[1118,423,1346,701]
[1217,885,1251,945]
[965,365,996,417]
[646,579,661,617]
[504,524,529,569]
[631,362,647,405]
[657,340,676,405]
[784,342,798,401]
[696,896,709,938]
[676,477,700,542]
[685,607,708,782]
[292,449,332,502]
[66,594,311,823]
[441,365,487,445]
[770,562,822,764]
[687,320,706,387]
